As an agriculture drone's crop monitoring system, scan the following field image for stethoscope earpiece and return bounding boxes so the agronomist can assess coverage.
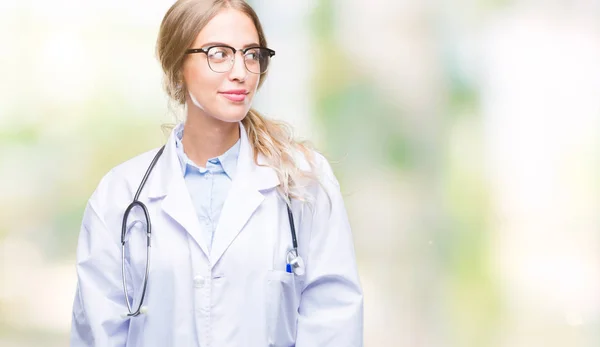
[120,305,148,319]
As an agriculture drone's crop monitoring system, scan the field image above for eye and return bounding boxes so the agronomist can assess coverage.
[208,47,231,61]
[244,49,261,61]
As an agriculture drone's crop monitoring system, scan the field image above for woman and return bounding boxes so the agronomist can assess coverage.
[70,0,363,346]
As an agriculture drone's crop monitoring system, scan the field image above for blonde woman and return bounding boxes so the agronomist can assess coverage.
[70,0,363,346]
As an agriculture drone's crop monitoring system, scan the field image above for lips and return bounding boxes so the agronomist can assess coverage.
[219,90,248,102]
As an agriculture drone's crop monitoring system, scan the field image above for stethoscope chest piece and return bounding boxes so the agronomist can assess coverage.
[286,249,305,276]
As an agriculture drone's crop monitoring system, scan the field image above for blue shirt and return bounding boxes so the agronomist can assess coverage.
[174,123,241,253]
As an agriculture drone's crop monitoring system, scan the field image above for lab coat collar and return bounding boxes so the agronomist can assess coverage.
[146,120,280,266]
[147,121,279,198]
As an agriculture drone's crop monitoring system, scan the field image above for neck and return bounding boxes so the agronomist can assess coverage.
[181,109,240,167]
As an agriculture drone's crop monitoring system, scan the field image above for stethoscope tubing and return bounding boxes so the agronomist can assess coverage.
[119,144,300,317]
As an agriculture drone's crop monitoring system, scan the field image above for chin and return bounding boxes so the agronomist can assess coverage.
[212,109,249,123]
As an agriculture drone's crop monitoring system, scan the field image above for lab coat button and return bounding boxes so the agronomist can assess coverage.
[194,275,205,288]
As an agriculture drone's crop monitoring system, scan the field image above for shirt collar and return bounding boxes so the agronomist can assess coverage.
[173,122,241,180]
[218,137,240,180]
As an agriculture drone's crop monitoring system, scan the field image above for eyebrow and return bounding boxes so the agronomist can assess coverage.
[199,41,261,49]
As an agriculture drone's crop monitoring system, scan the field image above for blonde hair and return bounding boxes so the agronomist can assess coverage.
[156,0,319,202]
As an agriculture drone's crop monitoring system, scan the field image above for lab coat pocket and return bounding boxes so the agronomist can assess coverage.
[265,270,300,347]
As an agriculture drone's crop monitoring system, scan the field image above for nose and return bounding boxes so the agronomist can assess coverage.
[228,51,248,82]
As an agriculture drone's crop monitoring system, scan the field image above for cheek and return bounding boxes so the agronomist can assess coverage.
[248,75,261,94]
[185,67,221,100]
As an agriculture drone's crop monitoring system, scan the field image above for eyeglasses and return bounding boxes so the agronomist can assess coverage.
[185,45,275,74]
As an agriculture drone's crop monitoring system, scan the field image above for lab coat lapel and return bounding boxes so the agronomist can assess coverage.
[146,129,211,259]
[161,174,211,258]
[208,176,264,266]
[209,122,279,267]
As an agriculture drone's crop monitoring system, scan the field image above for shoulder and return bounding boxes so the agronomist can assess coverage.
[110,147,163,182]
[291,146,341,206]
[89,147,163,208]
[293,146,339,185]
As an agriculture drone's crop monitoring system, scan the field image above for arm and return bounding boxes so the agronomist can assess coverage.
[295,159,364,347]
[71,172,130,346]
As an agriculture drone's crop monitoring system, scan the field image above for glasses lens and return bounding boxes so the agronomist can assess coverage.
[244,48,271,74]
[207,46,234,73]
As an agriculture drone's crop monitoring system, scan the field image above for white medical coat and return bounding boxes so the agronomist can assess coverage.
[70,122,363,346]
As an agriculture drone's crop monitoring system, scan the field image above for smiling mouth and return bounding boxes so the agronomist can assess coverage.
[219,91,248,102]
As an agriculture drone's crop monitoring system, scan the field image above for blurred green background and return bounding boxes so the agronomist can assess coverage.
[1,0,600,346]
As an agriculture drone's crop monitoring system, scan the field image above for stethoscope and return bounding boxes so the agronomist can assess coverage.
[120,145,304,318]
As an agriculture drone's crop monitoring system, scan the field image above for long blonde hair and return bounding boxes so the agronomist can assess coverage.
[156,0,318,202]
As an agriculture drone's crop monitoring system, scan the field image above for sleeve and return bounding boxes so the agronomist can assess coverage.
[71,172,131,346]
[295,157,364,347]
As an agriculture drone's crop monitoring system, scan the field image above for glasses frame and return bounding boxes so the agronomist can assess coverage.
[185,45,276,74]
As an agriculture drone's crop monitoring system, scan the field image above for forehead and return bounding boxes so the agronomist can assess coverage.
[193,8,259,47]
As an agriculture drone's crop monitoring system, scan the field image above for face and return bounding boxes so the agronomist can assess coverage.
[182,8,261,123]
